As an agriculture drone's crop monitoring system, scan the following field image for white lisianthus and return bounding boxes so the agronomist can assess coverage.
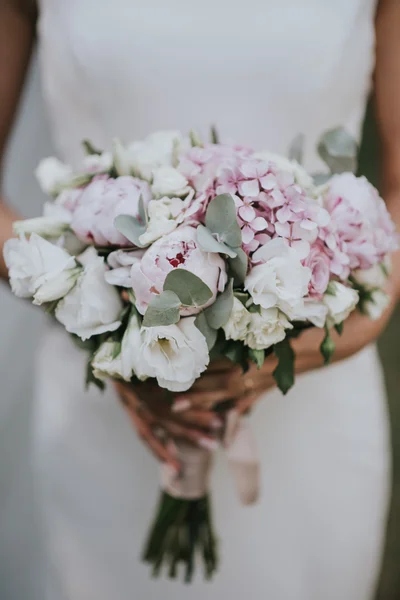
[120,311,148,381]
[137,317,209,392]
[13,202,72,239]
[361,289,390,321]
[35,157,73,196]
[114,131,189,179]
[82,151,113,173]
[254,151,314,190]
[246,308,292,350]
[323,281,359,325]
[223,297,251,341]
[292,298,328,328]
[105,249,144,287]
[55,254,123,340]
[33,266,81,305]
[151,166,191,197]
[245,238,311,313]
[91,340,124,381]
[353,263,388,290]
[4,233,77,300]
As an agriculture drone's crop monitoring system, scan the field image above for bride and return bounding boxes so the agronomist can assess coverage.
[1,1,400,598]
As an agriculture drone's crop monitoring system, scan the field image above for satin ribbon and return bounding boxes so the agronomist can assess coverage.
[161,411,260,505]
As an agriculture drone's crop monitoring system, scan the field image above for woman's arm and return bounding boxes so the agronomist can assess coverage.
[0,1,37,277]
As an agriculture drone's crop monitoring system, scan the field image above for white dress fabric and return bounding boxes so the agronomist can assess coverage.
[34,1,390,599]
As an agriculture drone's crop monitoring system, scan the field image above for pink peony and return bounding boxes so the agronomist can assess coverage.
[303,241,331,298]
[70,176,152,246]
[130,225,227,315]
[321,173,397,277]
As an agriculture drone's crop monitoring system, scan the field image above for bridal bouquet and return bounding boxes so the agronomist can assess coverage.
[4,127,397,581]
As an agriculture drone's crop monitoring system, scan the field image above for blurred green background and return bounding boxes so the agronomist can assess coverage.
[359,100,400,600]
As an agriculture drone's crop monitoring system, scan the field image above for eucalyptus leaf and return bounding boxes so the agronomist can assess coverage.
[312,173,331,186]
[142,291,181,327]
[163,269,213,307]
[228,247,248,285]
[210,125,219,145]
[320,326,336,364]
[138,195,148,226]
[234,291,249,306]
[114,214,147,248]
[249,348,265,369]
[85,361,105,391]
[317,127,358,174]
[195,312,218,351]
[288,133,305,165]
[334,322,344,336]
[205,279,234,329]
[273,337,295,395]
[205,194,242,247]
[196,225,237,258]
[82,139,102,156]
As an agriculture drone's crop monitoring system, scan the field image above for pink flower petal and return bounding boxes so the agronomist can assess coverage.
[300,219,318,231]
[251,216,269,231]
[241,225,255,244]
[244,238,260,253]
[276,205,293,223]
[239,204,256,222]
[274,222,291,238]
[260,173,276,191]
[238,179,260,197]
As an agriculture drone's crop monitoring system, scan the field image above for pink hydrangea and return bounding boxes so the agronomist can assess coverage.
[321,173,397,278]
[70,176,152,246]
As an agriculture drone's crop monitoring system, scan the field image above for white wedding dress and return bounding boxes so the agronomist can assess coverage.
[34,1,390,598]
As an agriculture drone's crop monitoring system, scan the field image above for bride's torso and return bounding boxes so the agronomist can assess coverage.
[37,0,377,168]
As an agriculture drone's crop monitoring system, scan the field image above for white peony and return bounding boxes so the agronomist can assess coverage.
[223,297,251,341]
[246,308,292,350]
[151,166,191,197]
[4,233,77,301]
[254,151,314,189]
[361,289,390,321]
[245,238,311,313]
[323,281,359,325]
[55,254,123,340]
[91,340,124,381]
[35,157,73,196]
[137,317,209,392]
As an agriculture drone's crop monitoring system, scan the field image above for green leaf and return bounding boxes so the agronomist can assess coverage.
[204,279,234,329]
[138,195,148,227]
[320,326,336,365]
[313,173,331,186]
[273,337,295,395]
[114,214,147,248]
[142,291,181,327]
[249,348,265,369]
[205,194,242,247]
[288,133,305,164]
[195,312,218,351]
[196,225,237,258]
[85,361,105,391]
[228,247,248,285]
[189,129,203,148]
[163,269,213,307]
[334,322,344,336]
[317,127,358,174]
[210,125,219,144]
[223,340,248,372]
[82,139,102,156]
[234,291,249,306]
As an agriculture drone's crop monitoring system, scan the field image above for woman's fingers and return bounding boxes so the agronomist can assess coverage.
[236,392,261,415]
[171,406,223,430]
[161,419,219,451]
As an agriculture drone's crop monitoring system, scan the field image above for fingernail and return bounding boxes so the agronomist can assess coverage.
[211,418,223,430]
[171,399,191,413]
[199,437,218,451]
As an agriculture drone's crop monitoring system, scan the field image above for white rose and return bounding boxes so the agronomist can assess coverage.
[361,289,390,321]
[35,157,73,196]
[323,281,359,325]
[223,297,251,341]
[245,238,311,312]
[138,196,187,246]
[4,233,76,300]
[91,340,124,381]
[137,317,209,392]
[292,298,328,328]
[151,166,191,197]
[353,263,388,290]
[246,308,292,350]
[55,254,123,340]
[120,311,148,381]
[254,151,314,189]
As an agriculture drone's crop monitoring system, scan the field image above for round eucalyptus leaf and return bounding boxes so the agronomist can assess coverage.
[195,312,218,351]
[163,269,213,307]
[317,127,358,174]
[288,133,305,165]
[205,194,242,248]
[142,290,181,327]
[196,225,237,258]
[205,279,234,329]
[228,247,248,285]
[114,214,147,248]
